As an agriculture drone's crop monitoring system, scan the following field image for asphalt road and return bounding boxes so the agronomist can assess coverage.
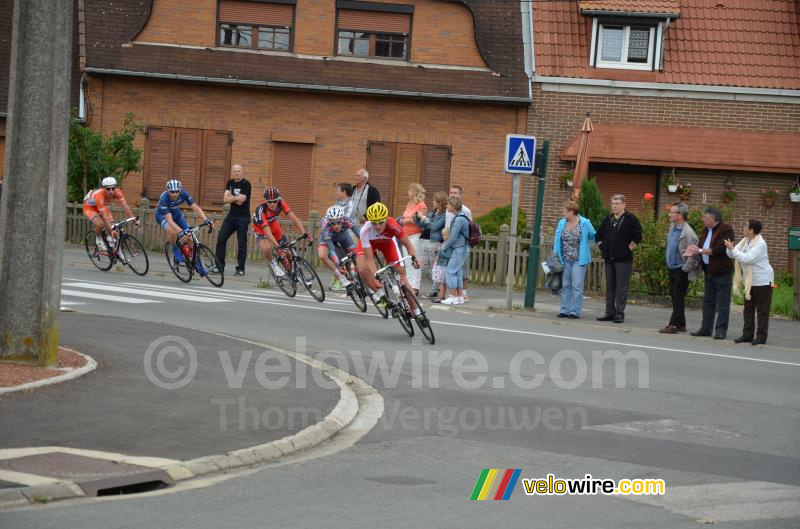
[1,247,798,527]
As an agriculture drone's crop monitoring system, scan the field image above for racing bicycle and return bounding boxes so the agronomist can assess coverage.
[84,216,149,276]
[269,235,325,302]
[164,220,224,287]
[375,256,435,344]
[338,250,389,317]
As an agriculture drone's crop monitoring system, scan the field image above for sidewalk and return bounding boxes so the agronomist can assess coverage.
[0,312,355,506]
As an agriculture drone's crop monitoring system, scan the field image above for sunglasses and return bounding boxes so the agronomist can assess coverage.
[329,219,343,225]
[104,186,116,191]
[266,199,279,204]
[168,190,180,194]
[373,220,387,226]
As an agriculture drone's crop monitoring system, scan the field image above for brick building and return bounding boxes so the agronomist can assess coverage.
[0,0,532,223]
[527,0,800,270]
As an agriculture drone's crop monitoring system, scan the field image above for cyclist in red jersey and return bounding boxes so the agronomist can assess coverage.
[252,187,311,277]
[82,176,139,251]
[356,202,421,314]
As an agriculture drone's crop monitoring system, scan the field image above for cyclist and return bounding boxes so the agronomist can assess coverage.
[156,179,211,272]
[253,186,311,278]
[82,176,139,255]
[318,205,357,290]
[355,202,422,315]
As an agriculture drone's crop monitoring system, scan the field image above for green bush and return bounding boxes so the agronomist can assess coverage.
[733,283,797,320]
[631,198,670,296]
[476,204,528,236]
[577,177,609,230]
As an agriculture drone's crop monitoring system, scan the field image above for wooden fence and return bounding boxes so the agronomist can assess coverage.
[65,201,604,290]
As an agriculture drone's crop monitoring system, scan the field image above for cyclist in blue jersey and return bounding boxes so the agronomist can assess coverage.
[318,204,357,291]
[157,179,211,265]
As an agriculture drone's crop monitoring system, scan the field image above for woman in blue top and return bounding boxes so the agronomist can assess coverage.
[553,200,596,318]
[438,196,470,305]
[414,191,448,300]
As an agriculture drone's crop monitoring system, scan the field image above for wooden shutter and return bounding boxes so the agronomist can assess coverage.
[366,141,396,215]
[592,168,657,214]
[393,144,422,216]
[0,136,5,178]
[790,203,800,272]
[420,145,450,201]
[219,1,293,26]
[272,142,313,218]
[174,129,202,198]
[338,9,410,33]
[144,126,175,200]
[201,130,232,206]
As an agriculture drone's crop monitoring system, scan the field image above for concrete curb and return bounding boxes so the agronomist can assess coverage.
[0,332,376,508]
[0,349,97,396]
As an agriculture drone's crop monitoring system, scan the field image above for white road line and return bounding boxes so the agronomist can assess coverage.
[59,301,86,306]
[60,289,160,304]
[121,281,352,305]
[63,283,227,303]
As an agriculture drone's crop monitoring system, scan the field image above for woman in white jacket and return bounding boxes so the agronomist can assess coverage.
[724,219,774,345]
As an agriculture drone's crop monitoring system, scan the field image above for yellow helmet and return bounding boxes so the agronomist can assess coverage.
[365,202,389,222]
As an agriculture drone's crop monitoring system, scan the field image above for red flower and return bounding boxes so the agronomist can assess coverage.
[644,193,655,200]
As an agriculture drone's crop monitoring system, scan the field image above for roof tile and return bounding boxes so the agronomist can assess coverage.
[579,1,681,16]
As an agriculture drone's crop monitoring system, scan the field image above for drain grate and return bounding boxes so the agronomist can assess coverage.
[0,452,174,496]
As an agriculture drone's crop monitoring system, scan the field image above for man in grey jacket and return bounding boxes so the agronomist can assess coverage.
[659,202,700,334]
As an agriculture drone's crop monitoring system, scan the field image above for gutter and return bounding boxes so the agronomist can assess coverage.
[580,10,680,19]
[520,0,534,99]
[84,67,532,104]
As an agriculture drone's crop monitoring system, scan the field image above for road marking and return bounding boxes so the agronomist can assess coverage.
[60,289,160,304]
[59,301,86,306]
[120,281,352,306]
[63,282,226,303]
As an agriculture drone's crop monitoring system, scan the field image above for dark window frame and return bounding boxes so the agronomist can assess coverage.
[216,1,296,52]
[335,28,409,60]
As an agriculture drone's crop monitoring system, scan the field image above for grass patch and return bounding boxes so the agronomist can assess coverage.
[256,277,271,289]
[732,283,797,319]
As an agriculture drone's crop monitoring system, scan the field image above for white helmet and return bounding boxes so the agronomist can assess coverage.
[165,179,182,192]
[326,205,345,219]
[101,176,117,188]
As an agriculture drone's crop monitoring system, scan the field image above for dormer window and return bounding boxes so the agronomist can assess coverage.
[590,19,663,71]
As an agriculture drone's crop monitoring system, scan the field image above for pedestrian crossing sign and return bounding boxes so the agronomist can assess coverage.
[504,134,536,174]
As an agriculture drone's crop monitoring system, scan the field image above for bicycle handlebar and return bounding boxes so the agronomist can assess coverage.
[111,216,140,230]
[374,255,414,279]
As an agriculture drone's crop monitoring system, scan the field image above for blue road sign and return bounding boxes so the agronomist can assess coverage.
[504,134,536,174]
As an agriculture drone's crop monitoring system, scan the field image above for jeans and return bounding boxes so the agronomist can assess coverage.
[215,216,250,272]
[560,260,587,316]
[668,267,689,328]
[604,261,633,317]
[445,246,468,289]
[700,271,733,336]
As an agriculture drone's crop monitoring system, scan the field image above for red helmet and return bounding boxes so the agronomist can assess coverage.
[263,186,281,200]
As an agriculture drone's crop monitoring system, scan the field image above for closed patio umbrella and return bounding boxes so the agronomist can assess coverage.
[571,112,593,201]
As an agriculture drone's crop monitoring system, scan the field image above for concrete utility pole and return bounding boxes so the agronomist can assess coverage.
[0,0,73,365]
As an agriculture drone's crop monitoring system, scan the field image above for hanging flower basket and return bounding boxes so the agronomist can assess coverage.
[560,171,574,189]
[791,192,800,203]
[667,184,678,193]
[764,196,775,207]
[761,187,778,208]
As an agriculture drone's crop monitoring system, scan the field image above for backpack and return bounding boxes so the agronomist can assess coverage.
[459,214,482,247]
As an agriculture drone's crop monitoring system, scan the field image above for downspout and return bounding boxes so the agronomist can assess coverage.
[659,17,671,71]
[520,0,534,99]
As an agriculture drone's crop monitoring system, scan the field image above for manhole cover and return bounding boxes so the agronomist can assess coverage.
[0,452,173,496]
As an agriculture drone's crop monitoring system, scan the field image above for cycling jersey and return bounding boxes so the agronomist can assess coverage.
[253,199,292,241]
[319,216,355,244]
[155,190,194,223]
[356,217,404,263]
[83,188,125,221]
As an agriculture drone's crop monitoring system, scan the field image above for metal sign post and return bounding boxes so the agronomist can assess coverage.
[525,140,549,308]
[503,134,536,310]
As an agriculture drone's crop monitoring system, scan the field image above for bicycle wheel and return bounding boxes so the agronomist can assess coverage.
[164,242,192,283]
[270,257,297,298]
[385,278,414,337]
[84,231,113,271]
[120,234,149,276]
[403,287,435,344]
[346,270,368,312]
[294,257,325,302]
[196,243,224,287]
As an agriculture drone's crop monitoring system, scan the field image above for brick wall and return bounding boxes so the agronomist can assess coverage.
[294,0,335,56]
[526,84,800,270]
[86,75,521,220]
[409,0,486,67]
[136,0,217,46]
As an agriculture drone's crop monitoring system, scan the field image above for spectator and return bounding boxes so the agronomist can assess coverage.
[439,196,470,305]
[215,164,251,276]
[415,191,448,300]
[553,200,596,319]
[446,185,473,301]
[335,182,355,220]
[351,168,380,230]
[686,207,735,339]
[659,202,700,334]
[595,194,642,323]
[399,183,427,295]
[725,219,774,345]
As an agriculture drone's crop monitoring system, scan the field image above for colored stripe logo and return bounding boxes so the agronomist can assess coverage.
[470,469,522,500]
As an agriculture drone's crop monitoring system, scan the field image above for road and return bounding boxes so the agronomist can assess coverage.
[1,247,799,528]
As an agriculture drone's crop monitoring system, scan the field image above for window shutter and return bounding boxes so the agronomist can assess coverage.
[201,130,232,207]
[592,168,657,214]
[272,142,313,218]
[144,126,175,200]
[0,136,5,178]
[420,145,451,201]
[393,144,421,216]
[338,9,410,33]
[366,141,396,215]
[174,128,202,198]
[219,1,293,26]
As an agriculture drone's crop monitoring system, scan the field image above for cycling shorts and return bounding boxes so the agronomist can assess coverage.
[157,211,189,231]
[256,233,288,247]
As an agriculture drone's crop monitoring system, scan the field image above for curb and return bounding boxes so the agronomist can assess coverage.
[0,332,375,508]
[0,349,97,396]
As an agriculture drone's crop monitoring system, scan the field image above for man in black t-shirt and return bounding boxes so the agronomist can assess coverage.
[215,164,252,276]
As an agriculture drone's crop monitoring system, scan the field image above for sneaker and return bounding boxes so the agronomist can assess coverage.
[234,269,245,276]
[269,260,286,278]
[441,297,458,305]
[454,297,465,305]
[330,278,344,291]
[425,290,439,299]
[95,237,107,251]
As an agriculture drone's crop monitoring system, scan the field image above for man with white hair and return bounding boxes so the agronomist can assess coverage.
[351,168,381,230]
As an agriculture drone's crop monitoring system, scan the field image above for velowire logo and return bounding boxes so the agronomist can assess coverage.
[469,469,522,501]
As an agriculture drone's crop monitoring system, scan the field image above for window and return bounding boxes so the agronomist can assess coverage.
[218,0,294,52]
[336,6,412,61]
[591,20,660,71]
